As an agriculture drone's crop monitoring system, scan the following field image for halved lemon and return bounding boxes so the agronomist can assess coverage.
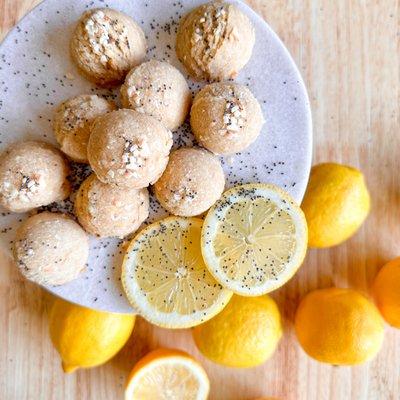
[125,348,210,400]
[121,216,232,328]
[201,183,308,296]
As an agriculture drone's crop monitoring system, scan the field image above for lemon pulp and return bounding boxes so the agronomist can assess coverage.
[193,295,282,367]
[122,217,232,328]
[201,184,308,295]
[125,349,209,400]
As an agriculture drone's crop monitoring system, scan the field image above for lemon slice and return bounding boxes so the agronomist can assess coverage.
[125,348,210,400]
[122,217,232,328]
[201,183,308,296]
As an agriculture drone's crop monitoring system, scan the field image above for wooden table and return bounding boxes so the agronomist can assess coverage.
[1,1,400,399]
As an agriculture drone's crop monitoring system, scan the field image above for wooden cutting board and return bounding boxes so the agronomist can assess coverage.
[1,1,399,399]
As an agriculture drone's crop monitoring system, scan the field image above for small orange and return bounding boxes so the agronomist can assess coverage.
[372,257,400,328]
[124,348,209,400]
[295,288,384,365]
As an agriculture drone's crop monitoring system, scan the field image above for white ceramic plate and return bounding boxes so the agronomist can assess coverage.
[0,0,312,313]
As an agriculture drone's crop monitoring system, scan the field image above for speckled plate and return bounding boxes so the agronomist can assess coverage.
[0,0,312,313]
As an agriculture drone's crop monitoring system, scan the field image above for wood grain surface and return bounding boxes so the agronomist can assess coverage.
[1,1,400,399]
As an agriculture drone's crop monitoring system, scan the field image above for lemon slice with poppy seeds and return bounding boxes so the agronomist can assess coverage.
[201,183,308,296]
[121,216,232,328]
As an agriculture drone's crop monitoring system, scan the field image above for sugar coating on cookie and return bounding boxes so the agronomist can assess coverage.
[13,212,89,286]
[190,82,264,155]
[0,141,71,213]
[75,173,149,238]
[176,1,255,81]
[154,147,225,217]
[121,60,192,130]
[70,8,147,86]
[54,94,116,163]
[88,109,173,189]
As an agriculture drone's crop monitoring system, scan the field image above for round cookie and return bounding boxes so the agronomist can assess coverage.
[121,60,192,130]
[154,147,225,217]
[0,141,71,213]
[70,8,147,86]
[75,173,149,238]
[190,82,264,155]
[176,1,255,81]
[88,109,173,189]
[13,212,89,286]
[54,94,116,163]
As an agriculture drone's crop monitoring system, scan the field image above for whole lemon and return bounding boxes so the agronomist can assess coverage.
[301,163,370,248]
[192,295,282,368]
[372,257,400,328]
[253,398,280,400]
[49,299,135,373]
[295,288,384,365]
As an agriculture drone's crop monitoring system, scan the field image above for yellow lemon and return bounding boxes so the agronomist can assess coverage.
[253,398,281,400]
[301,163,370,248]
[372,257,400,328]
[125,348,209,400]
[122,217,232,329]
[295,288,384,365]
[193,295,282,368]
[201,183,308,296]
[49,298,135,373]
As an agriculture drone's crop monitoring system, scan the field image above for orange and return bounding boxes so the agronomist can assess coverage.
[125,348,209,400]
[295,288,384,365]
[372,257,400,328]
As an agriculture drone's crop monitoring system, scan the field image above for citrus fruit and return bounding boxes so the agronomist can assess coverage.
[201,183,308,296]
[295,288,384,365]
[372,257,400,328]
[301,163,370,248]
[49,298,135,373]
[193,295,282,368]
[125,348,209,400]
[121,217,232,328]
[253,398,280,400]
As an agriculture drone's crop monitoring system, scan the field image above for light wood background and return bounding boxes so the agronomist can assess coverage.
[1,1,400,399]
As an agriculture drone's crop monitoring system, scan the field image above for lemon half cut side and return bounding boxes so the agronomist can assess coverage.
[122,217,232,328]
[125,348,210,400]
[201,183,308,296]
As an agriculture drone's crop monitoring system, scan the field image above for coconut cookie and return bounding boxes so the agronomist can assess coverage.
[176,1,255,81]
[13,212,89,286]
[190,82,264,155]
[88,109,173,189]
[75,173,149,238]
[54,95,116,163]
[154,147,225,217]
[70,8,147,86]
[121,60,192,130]
[0,141,71,213]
